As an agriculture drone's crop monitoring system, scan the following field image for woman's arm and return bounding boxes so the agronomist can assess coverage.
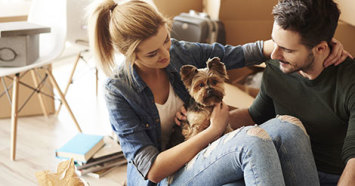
[169,39,265,70]
[147,102,230,183]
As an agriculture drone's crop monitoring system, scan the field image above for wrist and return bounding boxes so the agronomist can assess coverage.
[206,123,224,140]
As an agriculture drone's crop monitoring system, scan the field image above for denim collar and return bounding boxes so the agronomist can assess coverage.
[130,64,179,93]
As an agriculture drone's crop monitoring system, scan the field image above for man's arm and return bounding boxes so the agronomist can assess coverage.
[337,158,355,186]
[229,108,255,130]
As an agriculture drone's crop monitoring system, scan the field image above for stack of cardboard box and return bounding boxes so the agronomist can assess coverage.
[203,0,278,46]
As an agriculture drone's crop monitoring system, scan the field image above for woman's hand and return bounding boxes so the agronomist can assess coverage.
[209,102,229,136]
[324,38,353,67]
[174,106,187,126]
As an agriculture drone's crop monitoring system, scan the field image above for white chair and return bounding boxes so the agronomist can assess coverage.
[0,0,82,161]
[55,0,98,115]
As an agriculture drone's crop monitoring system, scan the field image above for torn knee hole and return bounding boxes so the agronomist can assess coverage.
[277,115,307,135]
[246,127,271,140]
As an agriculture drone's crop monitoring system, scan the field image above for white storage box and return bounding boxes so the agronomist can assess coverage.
[0,21,50,67]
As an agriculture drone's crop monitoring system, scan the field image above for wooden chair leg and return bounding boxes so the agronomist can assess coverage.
[56,53,81,115]
[11,73,20,161]
[46,69,82,133]
[31,69,48,118]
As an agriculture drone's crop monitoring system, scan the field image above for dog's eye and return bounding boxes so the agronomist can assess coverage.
[199,83,205,87]
[211,79,217,85]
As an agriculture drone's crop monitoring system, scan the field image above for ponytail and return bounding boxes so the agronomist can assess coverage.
[87,0,116,76]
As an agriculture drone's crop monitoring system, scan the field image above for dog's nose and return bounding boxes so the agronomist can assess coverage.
[207,88,214,95]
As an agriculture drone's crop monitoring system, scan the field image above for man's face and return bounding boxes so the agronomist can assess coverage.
[271,22,315,74]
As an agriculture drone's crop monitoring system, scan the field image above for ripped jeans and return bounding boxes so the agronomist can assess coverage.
[159,115,320,186]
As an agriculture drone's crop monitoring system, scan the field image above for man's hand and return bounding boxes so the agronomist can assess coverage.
[174,106,187,126]
[324,38,354,67]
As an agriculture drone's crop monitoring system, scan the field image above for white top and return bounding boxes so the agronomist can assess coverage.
[155,83,184,150]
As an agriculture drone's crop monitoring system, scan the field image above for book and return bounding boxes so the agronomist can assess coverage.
[87,166,116,179]
[76,153,125,170]
[91,136,122,159]
[56,133,105,163]
[76,156,127,176]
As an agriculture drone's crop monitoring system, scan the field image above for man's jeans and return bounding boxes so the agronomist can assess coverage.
[318,171,340,186]
[160,116,320,186]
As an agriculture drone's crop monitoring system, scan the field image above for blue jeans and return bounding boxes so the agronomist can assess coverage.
[160,116,319,186]
[318,171,340,186]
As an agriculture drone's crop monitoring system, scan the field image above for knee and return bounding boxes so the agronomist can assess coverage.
[243,126,276,154]
[246,126,272,140]
[276,115,308,137]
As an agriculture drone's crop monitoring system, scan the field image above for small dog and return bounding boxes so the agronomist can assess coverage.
[180,57,233,140]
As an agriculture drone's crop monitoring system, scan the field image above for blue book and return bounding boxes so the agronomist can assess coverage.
[56,133,105,163]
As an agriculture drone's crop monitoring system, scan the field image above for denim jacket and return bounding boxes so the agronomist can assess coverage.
[104,39,265,186]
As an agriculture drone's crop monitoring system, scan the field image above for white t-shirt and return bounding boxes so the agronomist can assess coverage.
[155,83,184,150]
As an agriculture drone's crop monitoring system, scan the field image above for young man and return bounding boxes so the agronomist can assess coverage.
[229,0,355,185]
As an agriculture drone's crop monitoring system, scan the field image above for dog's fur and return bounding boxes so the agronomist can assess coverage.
[180,57,233,140]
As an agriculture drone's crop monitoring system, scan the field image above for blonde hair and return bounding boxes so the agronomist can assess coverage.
[87,0,170,79]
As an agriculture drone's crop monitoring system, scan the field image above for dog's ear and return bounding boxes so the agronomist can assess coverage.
[207,57,228,80]
[180,65,198,88]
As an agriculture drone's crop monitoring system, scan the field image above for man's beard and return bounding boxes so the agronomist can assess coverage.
[280,52,315,74]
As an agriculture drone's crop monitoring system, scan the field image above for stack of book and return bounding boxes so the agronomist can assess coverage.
[56,133,127,178]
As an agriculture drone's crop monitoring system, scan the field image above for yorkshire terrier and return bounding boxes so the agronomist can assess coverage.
[179,57,233,140]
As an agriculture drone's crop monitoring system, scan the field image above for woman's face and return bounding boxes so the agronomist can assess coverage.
[135,25,171,71]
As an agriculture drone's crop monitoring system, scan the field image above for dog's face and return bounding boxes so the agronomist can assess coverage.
[180,57,228,107]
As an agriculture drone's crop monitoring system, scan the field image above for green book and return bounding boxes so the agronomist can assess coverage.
[56,133,104,163]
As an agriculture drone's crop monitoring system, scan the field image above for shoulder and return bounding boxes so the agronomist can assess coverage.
[263,59,283,77]
[336,58,355,78]
[169,39,201,69]
[329,58,355,89]
[336,58,355,94]
[170,38,203,51]
[104,67,137,99]
[264,59,281,69]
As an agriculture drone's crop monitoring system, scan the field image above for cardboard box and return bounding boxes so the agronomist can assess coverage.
[152,0,203,19]
[0,67,55,118]
[335,0,355,27]
[223,20,273,45]
[223,83,254,109]
[203,0,355,49]
[204,0,277,21]
[334,21,355,56]
[203,0,277,45]
[0,22,50,67]
[227,66,264,99]
[0,35,39,67]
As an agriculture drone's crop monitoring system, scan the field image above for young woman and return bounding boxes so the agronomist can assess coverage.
[87,0,348,185]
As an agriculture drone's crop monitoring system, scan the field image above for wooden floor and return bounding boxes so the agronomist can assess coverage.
[0,48,127,186]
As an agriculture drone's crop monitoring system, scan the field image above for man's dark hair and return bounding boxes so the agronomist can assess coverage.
[272,0,340,48]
